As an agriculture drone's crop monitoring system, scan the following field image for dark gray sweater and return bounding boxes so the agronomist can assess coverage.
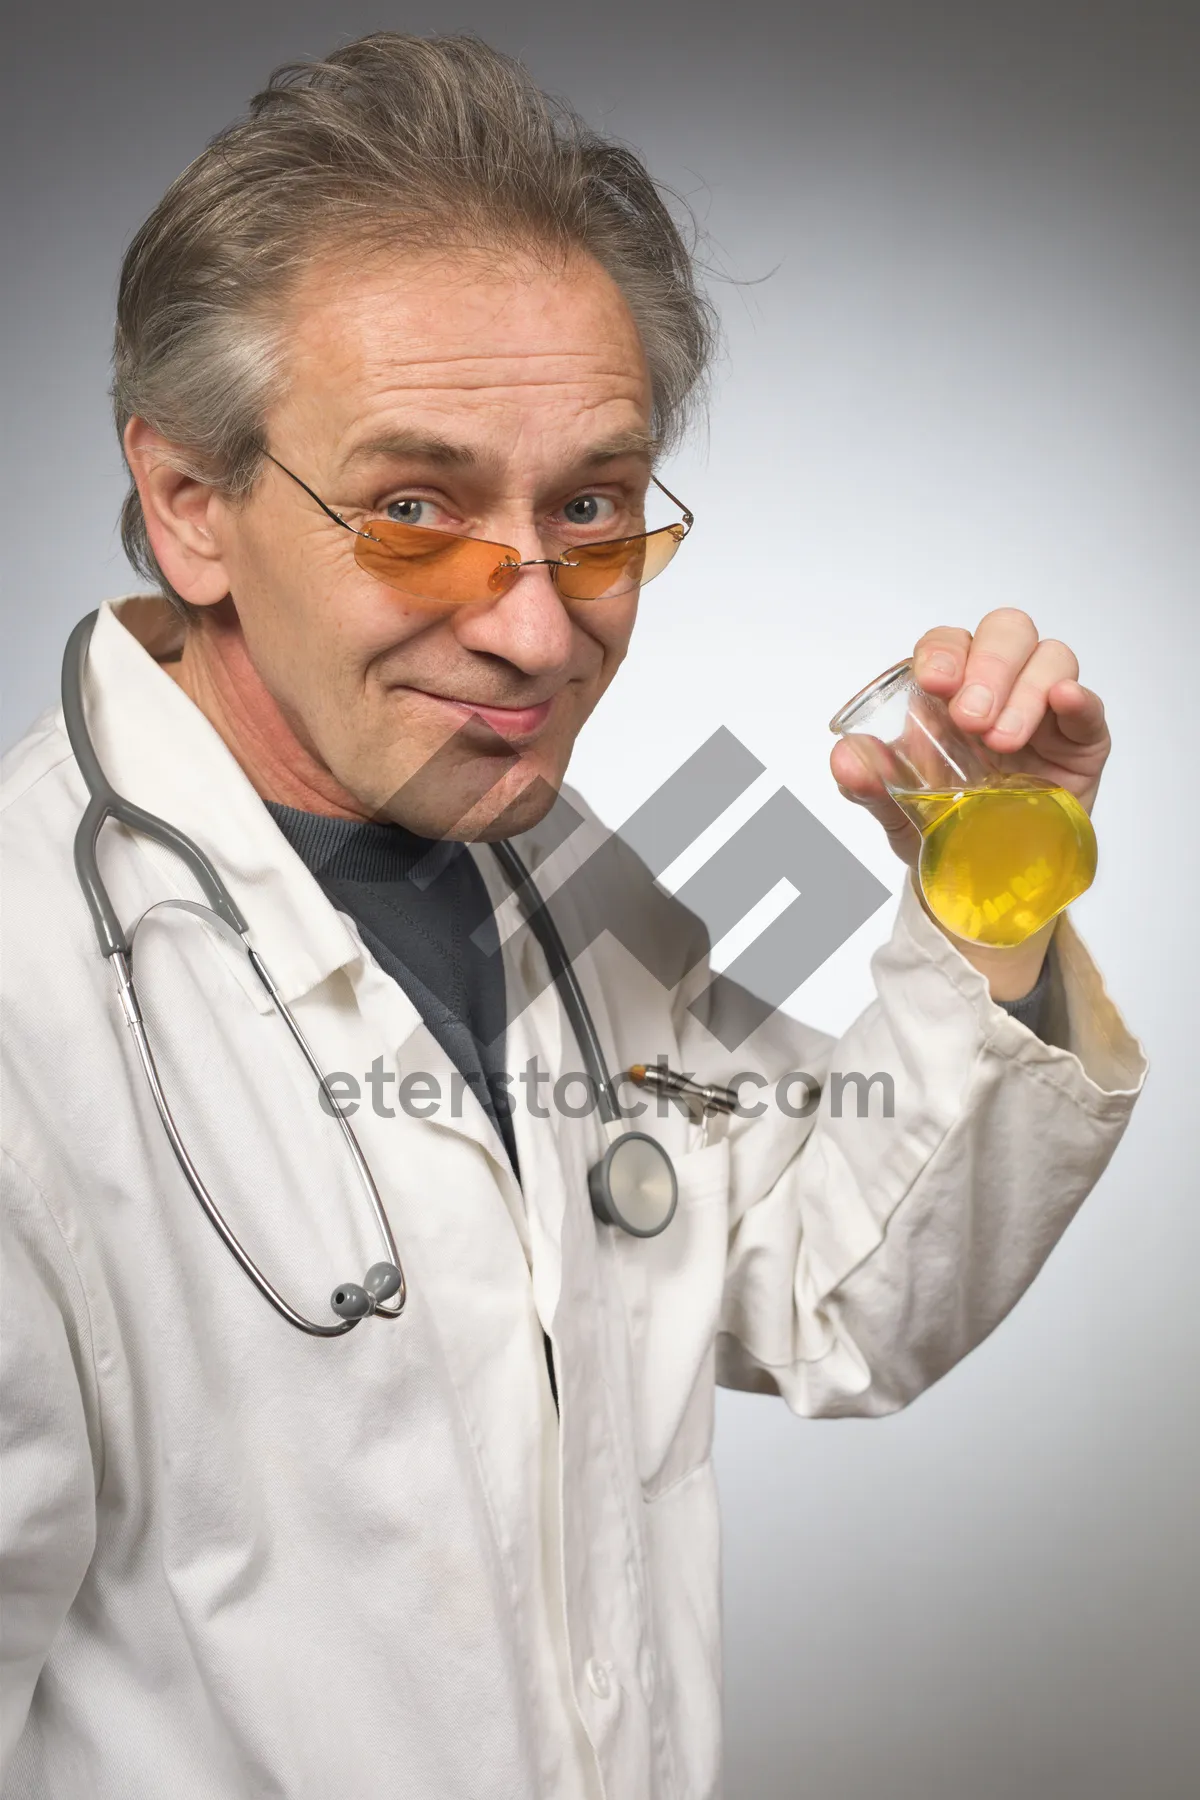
[266,804,520,1176]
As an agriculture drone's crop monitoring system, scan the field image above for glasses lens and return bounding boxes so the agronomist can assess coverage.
[554,524,686,602]
[353,519,520,605]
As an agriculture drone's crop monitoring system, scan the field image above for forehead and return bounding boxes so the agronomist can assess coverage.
[274,246,652,465]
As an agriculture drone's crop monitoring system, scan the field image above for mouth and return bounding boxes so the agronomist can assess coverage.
[402,686,557,746]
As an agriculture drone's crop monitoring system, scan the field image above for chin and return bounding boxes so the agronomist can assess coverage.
[454,763,566,842]
[367,745,569,842]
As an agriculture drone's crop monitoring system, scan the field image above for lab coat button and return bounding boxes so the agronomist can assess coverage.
[585,1657,611,1698]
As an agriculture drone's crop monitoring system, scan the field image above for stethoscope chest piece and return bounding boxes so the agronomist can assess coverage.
[588,1132,678,1238]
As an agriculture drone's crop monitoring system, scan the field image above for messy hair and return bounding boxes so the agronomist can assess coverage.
[113,32,717,608]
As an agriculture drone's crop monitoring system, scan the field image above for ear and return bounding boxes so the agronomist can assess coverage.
[124,417,233,607]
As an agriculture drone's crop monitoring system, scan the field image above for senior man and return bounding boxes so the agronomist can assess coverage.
[0,32,1145,1800]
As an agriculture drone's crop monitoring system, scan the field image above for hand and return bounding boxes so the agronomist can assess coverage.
[830,608,1110,870]
[829,609,1111,999]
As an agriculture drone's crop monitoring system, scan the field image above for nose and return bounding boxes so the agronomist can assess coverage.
[451,558,576,678]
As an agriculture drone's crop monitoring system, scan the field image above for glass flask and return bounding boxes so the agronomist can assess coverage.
[829,660,1097,948]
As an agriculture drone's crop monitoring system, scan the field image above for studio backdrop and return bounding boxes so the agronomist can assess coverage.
[3,4,1196,1795]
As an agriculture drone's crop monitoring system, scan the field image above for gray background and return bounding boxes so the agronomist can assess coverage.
[3,2,1196,1794]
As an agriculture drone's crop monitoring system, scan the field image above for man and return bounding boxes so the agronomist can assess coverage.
[0,32,1145,1800]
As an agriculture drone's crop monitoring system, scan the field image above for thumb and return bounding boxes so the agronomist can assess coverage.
[829,743,920,862]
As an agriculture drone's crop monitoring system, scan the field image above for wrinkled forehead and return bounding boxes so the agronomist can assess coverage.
[271,245,654,472]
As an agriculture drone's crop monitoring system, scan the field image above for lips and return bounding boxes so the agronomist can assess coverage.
[406,687,556,745]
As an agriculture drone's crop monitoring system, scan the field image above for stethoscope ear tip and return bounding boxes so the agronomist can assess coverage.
[330,1262,405,1321]
[364,1262,403,1302]
[331,1282,372,1320]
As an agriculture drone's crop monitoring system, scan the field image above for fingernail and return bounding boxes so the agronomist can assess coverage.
[927,651,957,674]
[995,705,1023,734]
[958,683,993,717]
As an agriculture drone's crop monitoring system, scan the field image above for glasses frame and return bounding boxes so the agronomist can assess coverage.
[263,451,693,605]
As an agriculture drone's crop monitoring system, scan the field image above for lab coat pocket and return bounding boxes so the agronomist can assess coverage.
[613,1136,731,1501]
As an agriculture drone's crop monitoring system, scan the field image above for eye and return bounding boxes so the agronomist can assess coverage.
[561,494,618,530]
[384,497,436,527]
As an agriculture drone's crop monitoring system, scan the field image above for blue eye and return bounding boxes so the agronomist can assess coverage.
[385,498,429,525]
[563,495,617,529]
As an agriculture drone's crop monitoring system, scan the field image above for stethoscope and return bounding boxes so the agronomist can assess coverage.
[63,611,738,1337]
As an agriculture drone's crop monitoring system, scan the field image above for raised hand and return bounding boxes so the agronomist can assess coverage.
[830,608,1110,870]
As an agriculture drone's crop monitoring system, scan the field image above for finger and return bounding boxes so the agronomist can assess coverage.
[830,737,886,800]
[1044,678,1108,747]
[948,608,1041,733]
[830,745,919,854]
[912,626,973,696]
[977,637,1080,751]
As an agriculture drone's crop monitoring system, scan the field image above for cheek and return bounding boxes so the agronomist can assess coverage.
[583,595,638,676]
[231,520,434,676]
[544,603,638,752]
[223,513,348,633]
[321,579,441,668]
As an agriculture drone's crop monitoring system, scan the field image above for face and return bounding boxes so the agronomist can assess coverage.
[146,247,658,838]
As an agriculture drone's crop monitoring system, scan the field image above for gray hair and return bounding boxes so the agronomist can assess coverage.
[113,32,717,608]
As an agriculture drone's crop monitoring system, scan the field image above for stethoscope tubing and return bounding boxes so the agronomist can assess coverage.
[61,609,686,1334]
[63,612,249,956]
[62,612,404,1335]
[113,932,383,1336]
[489,837,621,1125]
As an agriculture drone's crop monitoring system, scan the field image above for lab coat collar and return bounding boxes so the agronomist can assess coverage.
[81,597,368,1010]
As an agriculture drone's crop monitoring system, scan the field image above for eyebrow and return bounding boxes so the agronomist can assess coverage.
[341,430,478,472]
[578,428,661,464]
[340,425,660,476]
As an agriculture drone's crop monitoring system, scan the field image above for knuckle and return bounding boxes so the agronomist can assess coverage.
[1039,637,1080,672]
[986,605,1037,633]
[916,625,970,648]
[966,644,1016,676]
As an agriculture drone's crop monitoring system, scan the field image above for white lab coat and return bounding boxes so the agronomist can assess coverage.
[0,598,1146,1799]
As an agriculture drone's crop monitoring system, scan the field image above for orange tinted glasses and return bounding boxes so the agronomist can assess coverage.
[265,453,692,607]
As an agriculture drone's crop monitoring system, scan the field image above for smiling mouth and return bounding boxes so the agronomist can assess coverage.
[404,686,557,743]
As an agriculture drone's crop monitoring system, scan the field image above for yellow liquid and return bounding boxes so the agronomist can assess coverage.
[892,778,1098,948]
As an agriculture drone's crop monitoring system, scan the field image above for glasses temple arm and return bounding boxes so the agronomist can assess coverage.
[263,451,378,542]
[651,473,694,532]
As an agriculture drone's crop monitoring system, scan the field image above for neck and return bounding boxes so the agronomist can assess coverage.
[164,601,370,821]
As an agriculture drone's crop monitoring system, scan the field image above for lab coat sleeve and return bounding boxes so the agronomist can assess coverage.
[692,873,1147,1417]
[0,1152,99,1765]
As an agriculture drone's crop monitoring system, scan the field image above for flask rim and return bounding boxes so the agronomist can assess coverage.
[828,659,915,736]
